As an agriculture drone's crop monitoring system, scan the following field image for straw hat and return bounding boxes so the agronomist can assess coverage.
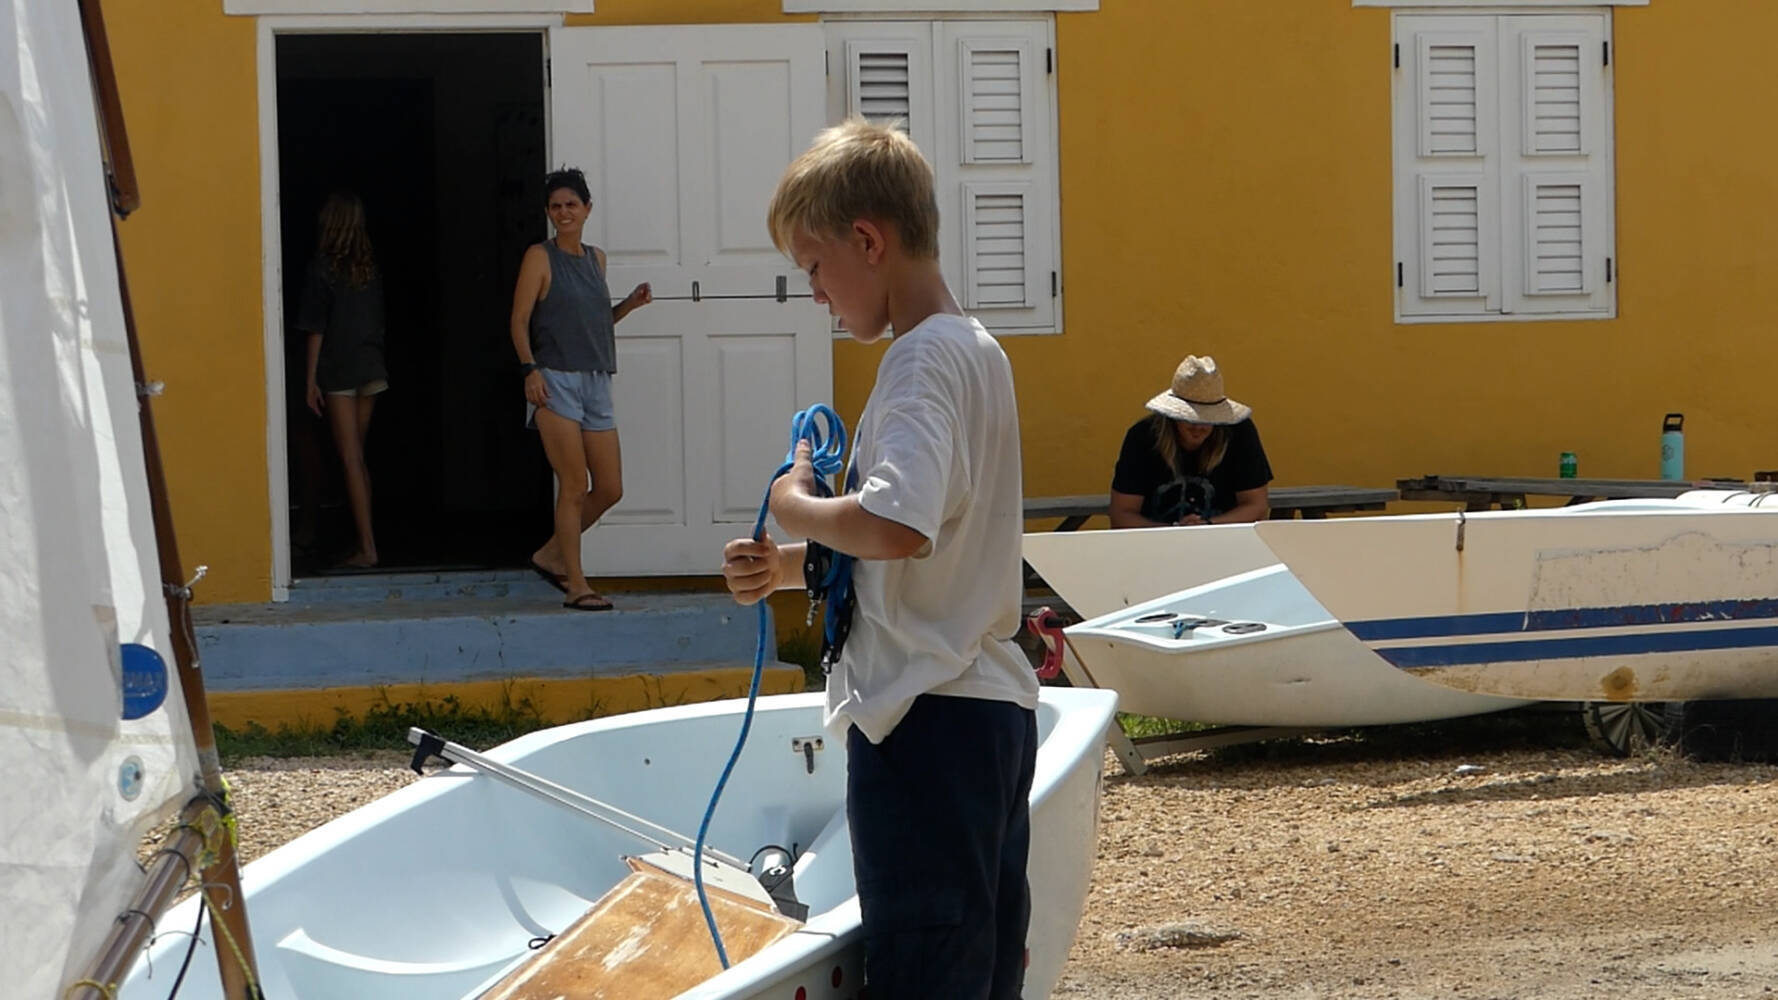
[1144,355,1252,425]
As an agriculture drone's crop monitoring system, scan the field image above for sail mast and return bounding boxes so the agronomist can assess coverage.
[65,1,264,996]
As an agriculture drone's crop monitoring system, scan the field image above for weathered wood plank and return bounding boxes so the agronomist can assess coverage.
[483,859,800,1000]
[1395,475,1744,504]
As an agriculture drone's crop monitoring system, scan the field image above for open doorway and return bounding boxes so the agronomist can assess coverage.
[276,32,550,576]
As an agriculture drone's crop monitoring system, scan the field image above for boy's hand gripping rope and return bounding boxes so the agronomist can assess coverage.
[693,404,850,969]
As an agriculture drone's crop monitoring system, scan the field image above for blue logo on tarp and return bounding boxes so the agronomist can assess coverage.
[120,643,168,720]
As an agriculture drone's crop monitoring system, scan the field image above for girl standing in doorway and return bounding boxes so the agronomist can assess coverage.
[510,167,652,610]
[299,190,388,569]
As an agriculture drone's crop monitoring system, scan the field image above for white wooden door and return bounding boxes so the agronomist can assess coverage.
[549,24,832,575]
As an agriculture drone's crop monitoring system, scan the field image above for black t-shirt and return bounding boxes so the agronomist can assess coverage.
[297,257,387,392]
[1111,416,1273,521]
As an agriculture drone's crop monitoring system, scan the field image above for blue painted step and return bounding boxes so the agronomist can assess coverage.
[284,569,574,604]
[194,579,775,692]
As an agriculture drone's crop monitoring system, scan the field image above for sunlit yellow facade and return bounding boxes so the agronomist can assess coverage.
[107,0,1776,605]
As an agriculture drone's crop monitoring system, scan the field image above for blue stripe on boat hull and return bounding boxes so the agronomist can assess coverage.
[1372,624,1778,669]
[1348,598,1778,642]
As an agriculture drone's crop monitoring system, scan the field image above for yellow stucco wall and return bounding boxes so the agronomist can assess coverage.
[106,0,266,603]
[565,0,811,25]
[1008,0,1778,505]
[107,0,1778,605]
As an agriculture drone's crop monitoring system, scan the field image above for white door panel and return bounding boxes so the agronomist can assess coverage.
[603,337,685,526]
[551,24,832,575]
[580,300,830,576]
[553,24,823,298]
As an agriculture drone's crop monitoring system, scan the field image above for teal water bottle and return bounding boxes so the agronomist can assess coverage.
[1559,451,1578,479]
[1660,413,1685,481]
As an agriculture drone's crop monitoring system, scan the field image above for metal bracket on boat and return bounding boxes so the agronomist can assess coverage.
[405,727,752,875]
[1169,617,1229,639]
[163,564,206,601]
[1455,510,1467,552]
[760,865,809,921]
[791,736,824,774]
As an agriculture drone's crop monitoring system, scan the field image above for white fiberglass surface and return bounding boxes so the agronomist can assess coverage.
[122,690,1114,1000]
[1073,564,1337,651]
[123,697,845,1000]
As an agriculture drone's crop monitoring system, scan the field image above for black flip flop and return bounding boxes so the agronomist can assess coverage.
[529,559,569,595]
[562,592,613,612]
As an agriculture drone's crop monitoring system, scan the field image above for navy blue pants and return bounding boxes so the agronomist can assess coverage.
[847,694,1039,999]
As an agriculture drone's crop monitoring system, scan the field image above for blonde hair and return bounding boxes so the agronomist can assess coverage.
[317,192,377,289]
[1149,413,1229,476]
[766,118,939,260]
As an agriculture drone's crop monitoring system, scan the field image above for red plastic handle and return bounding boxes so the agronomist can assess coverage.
[1024,607,1068,679]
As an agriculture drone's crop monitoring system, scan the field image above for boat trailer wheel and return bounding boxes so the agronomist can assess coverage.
[1582,700,1671,756]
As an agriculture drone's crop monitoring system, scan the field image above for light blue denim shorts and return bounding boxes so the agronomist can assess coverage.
[528,368,616,432]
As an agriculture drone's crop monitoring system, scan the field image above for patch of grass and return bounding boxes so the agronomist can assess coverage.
[214,688,553,763]
[1118,713,1208,739]
[777,626,826,691]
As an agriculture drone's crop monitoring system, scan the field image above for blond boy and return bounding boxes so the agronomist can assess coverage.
[721,119,1039,998]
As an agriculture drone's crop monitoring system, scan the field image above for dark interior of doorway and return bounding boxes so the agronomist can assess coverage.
[277,33,551,576]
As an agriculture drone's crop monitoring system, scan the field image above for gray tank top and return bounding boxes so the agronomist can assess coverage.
[529,241,616,373]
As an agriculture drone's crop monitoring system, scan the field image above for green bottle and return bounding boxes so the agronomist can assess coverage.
[1559,452,1578,479]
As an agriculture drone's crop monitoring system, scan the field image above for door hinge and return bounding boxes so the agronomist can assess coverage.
[1603,40,1610,67]
[824,50,829,77]
[1606,257,1614,283]
[1396,262,1404,288]
[1050,271,1058,297]
[1046,48,1053,74]
[1393,43,1400,69]
[545,58,551,87]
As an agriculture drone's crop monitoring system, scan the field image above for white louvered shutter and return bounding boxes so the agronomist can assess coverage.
[822,18,1060,335]
[935,20,1058,333]
[855,48,913,124]
[1500,15,1613,315]
[1394,17,1501,317]
[825,23,937,166]
[823,23,936,334]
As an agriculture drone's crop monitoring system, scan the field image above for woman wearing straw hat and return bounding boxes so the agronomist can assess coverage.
[1108,355,1272,528]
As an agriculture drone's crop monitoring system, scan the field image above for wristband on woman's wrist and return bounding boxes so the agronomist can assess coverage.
[518,362,538,376]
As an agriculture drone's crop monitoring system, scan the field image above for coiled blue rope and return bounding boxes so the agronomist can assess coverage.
[693,403,849,968]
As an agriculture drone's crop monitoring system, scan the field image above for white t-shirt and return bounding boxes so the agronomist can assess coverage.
[823,313,1041,744]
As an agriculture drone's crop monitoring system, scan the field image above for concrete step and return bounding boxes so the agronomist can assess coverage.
[195,585,774,692]
[284,568,570,604]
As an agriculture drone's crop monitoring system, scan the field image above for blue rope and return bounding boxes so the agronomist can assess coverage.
[693,403,849,968]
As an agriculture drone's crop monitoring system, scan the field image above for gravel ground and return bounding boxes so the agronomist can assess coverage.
[193,713,1778,999]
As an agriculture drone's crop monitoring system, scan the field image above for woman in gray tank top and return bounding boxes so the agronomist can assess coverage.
[509,168,653,611]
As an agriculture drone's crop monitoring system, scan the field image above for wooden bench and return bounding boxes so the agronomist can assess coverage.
[1395,475,1748,511]
[1022,485,1398,532]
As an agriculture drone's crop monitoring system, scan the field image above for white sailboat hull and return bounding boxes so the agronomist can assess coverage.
[120,688,1117,1000]
[1065,565,1527,726]
[1023,524,1285,620]
[1026,526,1526,725]
[1253,491,1778,702]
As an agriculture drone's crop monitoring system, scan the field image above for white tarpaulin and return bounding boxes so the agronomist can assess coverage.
[0,1,199,995]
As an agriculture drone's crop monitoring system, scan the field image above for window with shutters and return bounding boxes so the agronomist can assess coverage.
[224,1,590,12]
[825,18,1061,335]
[1392,11,1615,322]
